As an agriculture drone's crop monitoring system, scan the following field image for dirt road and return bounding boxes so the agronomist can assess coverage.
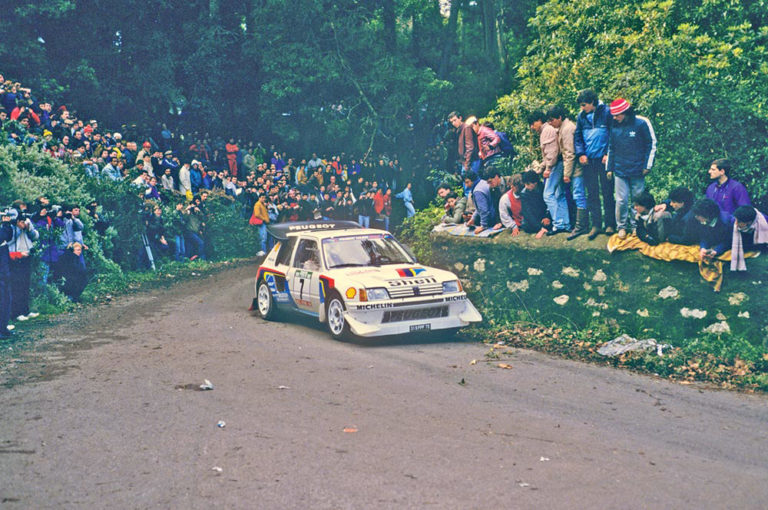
[1,263,767,509]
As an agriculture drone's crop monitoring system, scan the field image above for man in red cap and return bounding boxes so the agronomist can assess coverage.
[606,98,656,239]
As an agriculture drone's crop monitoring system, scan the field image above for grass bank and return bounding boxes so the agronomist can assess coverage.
[400,211,768,391]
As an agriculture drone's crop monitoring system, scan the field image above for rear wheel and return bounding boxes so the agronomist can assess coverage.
[256,280,277,320]
[326,293,351,340]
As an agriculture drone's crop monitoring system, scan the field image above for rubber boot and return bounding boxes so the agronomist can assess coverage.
[567,209,589,241]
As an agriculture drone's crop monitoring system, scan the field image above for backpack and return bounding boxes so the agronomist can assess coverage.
[495,131,516,158]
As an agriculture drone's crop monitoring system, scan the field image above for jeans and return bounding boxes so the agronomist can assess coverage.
[186,232,206,260]
[571,175,587,209]
[404,202,416,218]
[174,235,186,261]
[258,223,268,253]
[583,158,616,229]
[358,215,370,228]
[614,175,645,231]
[543,161,570,231]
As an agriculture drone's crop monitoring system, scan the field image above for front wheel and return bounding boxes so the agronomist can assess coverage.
[326,294,351,340]
[256,280,278,320]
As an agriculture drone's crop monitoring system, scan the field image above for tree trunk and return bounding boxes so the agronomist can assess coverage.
[481,0,499,71]
[438,0,460,78]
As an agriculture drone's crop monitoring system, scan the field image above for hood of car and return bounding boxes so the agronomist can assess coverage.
[327,265,458,289]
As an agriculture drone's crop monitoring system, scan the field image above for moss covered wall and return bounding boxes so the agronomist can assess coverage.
[430,234,767,350]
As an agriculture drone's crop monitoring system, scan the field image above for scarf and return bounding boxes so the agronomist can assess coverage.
[731,209,768,271]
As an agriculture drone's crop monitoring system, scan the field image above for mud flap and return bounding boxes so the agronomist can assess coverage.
[248,297,258,311]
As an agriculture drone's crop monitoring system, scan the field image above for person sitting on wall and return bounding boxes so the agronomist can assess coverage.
[657,186,697,245]
[519,170,552,239]
[730,205,768,271]
[691,198,731,263]
[632,190,670,246]
[498,173,524,236]
[441,191,467,225]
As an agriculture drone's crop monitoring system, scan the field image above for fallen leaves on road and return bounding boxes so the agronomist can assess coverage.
[343,427,358,433]
[497,363,513,370]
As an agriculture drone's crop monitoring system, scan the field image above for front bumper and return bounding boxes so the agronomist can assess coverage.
[342,292,482,337]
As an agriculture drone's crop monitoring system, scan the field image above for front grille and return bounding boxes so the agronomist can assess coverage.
[387,282,444,299]
[382,306,449,323]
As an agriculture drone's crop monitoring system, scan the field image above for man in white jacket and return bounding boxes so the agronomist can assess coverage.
[178,163,192,197]
[8,210,40,322]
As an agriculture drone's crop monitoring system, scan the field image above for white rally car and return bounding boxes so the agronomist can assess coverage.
[251,221,482,339]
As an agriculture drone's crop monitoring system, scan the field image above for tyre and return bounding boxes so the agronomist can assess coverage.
[256,280,278,320]
[325,293,351,340]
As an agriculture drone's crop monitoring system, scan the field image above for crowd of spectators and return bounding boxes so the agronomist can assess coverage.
[435,90,768,270]
[0,72,421,337]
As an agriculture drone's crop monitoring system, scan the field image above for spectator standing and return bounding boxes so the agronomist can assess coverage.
[547,106,585,240]
[0,211,14,337]
[251,194,270,256]
[574,89,616,239]
[530,111,570,234]
[57,243,88,301]
[395,183,416,218]
[705,158,751,223]
[606,98,657,239]
[226,138,239,178]
[178,163,192,199]
[9,210,40,321]
[471,118,502,169]
[448,112,480,175]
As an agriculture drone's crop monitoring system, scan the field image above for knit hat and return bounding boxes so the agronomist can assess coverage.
[610,98,630,115]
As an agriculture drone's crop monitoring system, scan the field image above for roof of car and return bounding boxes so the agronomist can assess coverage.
[266,220,389,241]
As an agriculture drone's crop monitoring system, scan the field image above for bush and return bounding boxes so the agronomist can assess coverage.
[490,0,768,209]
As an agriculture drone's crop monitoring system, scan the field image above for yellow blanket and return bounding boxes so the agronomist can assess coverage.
[606,234,757,292]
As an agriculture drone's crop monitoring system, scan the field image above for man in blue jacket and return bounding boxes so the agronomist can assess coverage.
[606,98,657,239]
[574,89,615,239]
[464,170,501,235]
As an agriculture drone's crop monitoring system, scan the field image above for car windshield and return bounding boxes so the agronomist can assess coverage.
[323,234,415,269]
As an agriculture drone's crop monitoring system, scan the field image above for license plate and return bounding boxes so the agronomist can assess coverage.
[410,324,431,332]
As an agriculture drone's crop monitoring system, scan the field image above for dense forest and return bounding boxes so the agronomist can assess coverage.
[2,0,768,203]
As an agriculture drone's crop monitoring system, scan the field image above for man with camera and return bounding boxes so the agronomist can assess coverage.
[0,209,14,338]
[8,208,39,322]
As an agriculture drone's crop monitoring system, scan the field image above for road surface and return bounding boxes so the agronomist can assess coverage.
[1,263,767,509]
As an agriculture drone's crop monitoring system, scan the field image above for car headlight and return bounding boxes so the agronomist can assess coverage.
[365,287,390,301]
[442,280,462,293]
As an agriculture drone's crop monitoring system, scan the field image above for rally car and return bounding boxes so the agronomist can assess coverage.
[251,221,482,339]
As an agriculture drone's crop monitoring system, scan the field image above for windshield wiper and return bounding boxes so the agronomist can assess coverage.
[329,263,367,269]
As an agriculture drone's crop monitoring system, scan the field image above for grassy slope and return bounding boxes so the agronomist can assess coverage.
[427,231,768,390]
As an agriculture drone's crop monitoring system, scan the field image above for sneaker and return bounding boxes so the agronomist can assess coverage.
[16,315,28,322]
[618,228,627,239]
[256,250,266,257]
[27,312,40,318]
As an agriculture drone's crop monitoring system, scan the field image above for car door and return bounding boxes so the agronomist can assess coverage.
[288,238,321,313]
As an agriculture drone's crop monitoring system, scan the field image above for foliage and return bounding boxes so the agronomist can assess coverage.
[490,0,768,207]
[2,0,545,159]
[0,143,260,313]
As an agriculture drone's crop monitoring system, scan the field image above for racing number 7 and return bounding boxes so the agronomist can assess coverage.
[298,277,305,300]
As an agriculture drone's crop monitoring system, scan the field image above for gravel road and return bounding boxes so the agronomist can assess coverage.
[1,263,767,509]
